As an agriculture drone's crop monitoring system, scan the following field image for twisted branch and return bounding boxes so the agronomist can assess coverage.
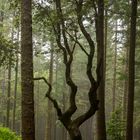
[34,77,62,117]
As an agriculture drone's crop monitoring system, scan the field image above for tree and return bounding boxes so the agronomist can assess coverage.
[21,0,35,139]
[96,0,107,139]
[6,26,14,128]
[12,28,19,131]
[6,48,12,127]
[126,0,138,140]
[34,0,106,139]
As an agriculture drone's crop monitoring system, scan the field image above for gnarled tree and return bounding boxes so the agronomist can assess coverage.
[34,0,104,139]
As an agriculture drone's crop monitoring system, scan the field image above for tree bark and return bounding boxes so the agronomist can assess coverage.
[68,127,82,140]
[21,0,35,139]
[1,69,6,126]
[126,0,137,140]
[12,28,19,131]
[0,1,4,37]
[123,34,129,121]
[96,0,107,139]
[112,21,117,112]
[6,30,13,127]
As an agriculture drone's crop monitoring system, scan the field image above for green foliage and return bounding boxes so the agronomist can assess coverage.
[107,108,125,140]
[0,37,17,67]
[0,127,21,140]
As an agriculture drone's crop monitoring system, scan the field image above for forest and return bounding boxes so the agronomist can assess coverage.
[0,0,139,140]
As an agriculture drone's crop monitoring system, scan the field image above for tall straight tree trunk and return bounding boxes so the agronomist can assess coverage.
[112,21,117,112]
[104,9,107,84]
[122,32,129,139]
[46,46,54,140]
[12,28,19,131]
[12,49,18,130]
[0,1,4,37]
[126,0,137,140]
[96,0,106,140]
[6,60,11,127]
[21,0,35,139]
[1,69,6,126]
[35,79,40,140]
[0,5,5,126]
[123,37,129,121]
[6,30,14,127]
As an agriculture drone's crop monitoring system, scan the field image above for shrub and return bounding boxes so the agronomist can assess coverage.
[107,108,125,140]
[0,127,21,140]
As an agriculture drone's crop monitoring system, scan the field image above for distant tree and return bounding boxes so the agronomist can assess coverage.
[12,28,19,131]
[6,46,12,127]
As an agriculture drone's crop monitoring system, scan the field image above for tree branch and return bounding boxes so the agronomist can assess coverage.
[55,0,71,54]
[67,0,99,127]
[55,0,78,119]
[34,77,62,117]
[65,30,89,56]
[76,0,96,85]
[76,0,95,54]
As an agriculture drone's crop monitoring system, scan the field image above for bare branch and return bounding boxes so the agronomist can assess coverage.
[34,77,62,117]
[65,0,99,127]
[54,0,78,119]
[65,30,89,56]
[55,0,71,54]
[76,0,95,52]
[45,94,62,117]
[75,0,96,85]
[72,41,76,54]
[34,77,51,95]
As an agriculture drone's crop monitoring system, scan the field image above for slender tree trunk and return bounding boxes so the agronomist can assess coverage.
[1,69,6,126]
[126,0,137,140]
[104,9,107,85]
[21,0,35,139]
[35,80,40,140]
[96,0,107,139]
[6,53,12,127]
[0,5,5,126]
[112,21,117,112]
[0,1,4,37]
[6,29,14,127]
[0,6,5,126]
[122,32,129,139]
[12,28,19,131]
[12,49,18,130]
[123,38,129,121]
